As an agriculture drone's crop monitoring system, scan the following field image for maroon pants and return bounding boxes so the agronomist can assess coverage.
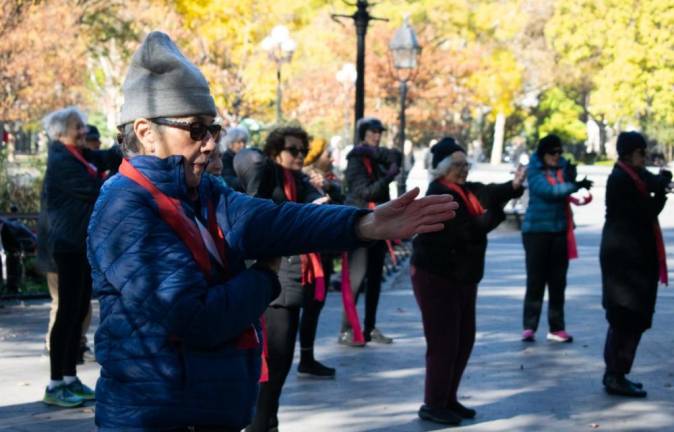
[411,266,477,408]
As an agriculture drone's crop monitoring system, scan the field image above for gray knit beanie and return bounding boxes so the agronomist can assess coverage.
[118,31,217,126]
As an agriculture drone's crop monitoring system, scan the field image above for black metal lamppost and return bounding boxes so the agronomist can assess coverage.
[332,1,386,143]
[389,17,421,195]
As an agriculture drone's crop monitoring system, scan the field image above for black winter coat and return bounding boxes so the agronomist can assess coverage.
[344,147,400,208]
[236,158,323,307]
[44,140,122,254]
[600,164,669,330]
[221,149,242,191]
[412,179,523,284]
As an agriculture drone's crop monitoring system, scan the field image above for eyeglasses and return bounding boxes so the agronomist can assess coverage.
[151,118,222,142]
[546,149,563,156]
[283,146,308,158]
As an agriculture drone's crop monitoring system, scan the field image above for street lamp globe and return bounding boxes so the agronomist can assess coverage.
[262,25,296,63]
[335,63,357,86]
[262,25,297,123]
[389,17,421,71]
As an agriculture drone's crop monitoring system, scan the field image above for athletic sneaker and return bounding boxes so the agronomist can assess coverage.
[547,330,573,343]
[43,385,84,408]
[65,378,96,400]
[365,328,393,344]
[337,329,366,347]
[521,329,535,342]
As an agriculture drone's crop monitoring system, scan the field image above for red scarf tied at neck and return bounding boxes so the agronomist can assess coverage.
[118,159,266,379]
[437,179,485,217]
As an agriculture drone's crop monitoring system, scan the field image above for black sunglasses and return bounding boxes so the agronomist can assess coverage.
[546,149,563,156]
[283,146,308,157]
[151,118,222,142]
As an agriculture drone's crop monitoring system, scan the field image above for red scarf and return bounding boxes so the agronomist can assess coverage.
[281,168,326,301]
[119,159,265,373]
[617,161,668,285]
[64,144,102,179]
[340,251,365,344]
[438,179,485,217]
[544,168,592,260]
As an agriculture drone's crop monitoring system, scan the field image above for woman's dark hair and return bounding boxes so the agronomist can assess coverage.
[263,126,309,159]
[536,134,562,158]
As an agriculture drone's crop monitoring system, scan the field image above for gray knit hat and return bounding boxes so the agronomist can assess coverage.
[118,31,217,126]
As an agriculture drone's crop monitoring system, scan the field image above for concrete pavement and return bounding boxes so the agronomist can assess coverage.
[1,225,674,431]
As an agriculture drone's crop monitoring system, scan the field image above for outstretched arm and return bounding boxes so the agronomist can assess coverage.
[221,187,458,259]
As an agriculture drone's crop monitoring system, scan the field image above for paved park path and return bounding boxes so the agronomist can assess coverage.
[2,224,674,432]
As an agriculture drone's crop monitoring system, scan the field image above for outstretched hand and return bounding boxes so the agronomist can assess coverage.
[355,187,459,240]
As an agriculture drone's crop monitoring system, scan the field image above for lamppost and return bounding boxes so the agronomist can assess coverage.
[261,25,296,124]
[335,63,358,146]
[389,17,421,195]
[332,1,387,143]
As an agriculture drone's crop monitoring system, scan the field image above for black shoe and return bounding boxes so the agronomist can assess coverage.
[448,401,476,419]
[418,404,462,426]
[297,360,336,379]
[626,377,643,389]
[603,373,647,398]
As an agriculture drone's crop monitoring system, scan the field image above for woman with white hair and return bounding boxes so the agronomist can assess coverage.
[411,137,524,426]
[41,107,121,407]
[220,126,249,190]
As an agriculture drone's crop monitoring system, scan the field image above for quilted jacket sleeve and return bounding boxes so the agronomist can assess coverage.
[218,187,367,259]
[527,166,578,200]
[88,178,278,350]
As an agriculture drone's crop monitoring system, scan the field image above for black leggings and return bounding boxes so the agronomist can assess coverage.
[299,295,324,354]
[522,232,569,332]
[341,241,387,334]
[248,286,328,432]
[50,252,91,380]
[604,326,643,375]
[248,306,299,432]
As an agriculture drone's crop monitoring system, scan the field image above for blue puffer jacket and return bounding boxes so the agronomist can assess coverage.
[88,156,366,431]
[522,153,579,233]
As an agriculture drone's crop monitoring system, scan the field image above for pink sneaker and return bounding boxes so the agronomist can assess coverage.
[521,329,535,342]
[547,330,573,343]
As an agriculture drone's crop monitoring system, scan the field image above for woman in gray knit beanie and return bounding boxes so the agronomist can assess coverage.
[88,31,458,432]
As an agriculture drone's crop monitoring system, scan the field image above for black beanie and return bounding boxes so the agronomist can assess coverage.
[86,124,100,141]
[617,131,646,158]
[430,137,465,169]
[536,134,562,158]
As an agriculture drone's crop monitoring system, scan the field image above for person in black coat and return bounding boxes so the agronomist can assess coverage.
[240,126,336,432]
[411,137,525,426]
[41,107,121,407]
[340,116,401,346]
[220,126,249,191]
[600,131,671,398]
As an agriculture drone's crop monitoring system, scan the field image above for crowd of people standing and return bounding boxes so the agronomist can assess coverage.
[33,30,672,431]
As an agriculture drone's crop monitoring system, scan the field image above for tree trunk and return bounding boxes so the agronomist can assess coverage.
[490,111,506,165]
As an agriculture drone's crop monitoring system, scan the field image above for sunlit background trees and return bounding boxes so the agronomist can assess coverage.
[1,0,673,167]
